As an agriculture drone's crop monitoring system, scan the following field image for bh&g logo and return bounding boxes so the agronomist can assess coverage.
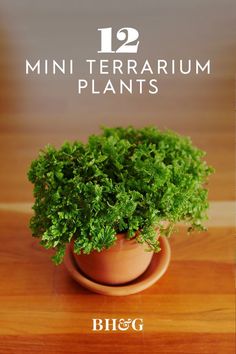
[92,318,143,332]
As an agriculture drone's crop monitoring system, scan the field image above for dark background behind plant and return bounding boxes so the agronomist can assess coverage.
[0,0,235,204]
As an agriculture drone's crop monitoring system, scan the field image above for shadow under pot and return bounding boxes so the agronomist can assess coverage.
[72,233,154,285]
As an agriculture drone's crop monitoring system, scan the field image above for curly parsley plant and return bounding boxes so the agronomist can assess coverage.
[28,126,213,264]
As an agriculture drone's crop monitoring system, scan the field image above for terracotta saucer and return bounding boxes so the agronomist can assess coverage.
[64,236,171,296]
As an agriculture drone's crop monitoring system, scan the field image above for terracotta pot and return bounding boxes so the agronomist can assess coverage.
[72,233,154,285]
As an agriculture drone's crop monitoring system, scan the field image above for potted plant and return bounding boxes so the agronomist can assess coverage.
[28,126,213,286]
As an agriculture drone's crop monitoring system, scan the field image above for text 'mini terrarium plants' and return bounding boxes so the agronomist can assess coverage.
[28,126,213,289]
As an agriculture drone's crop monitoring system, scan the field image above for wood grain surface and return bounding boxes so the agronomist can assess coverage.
[0,211,234,353]
[0,1,235,353]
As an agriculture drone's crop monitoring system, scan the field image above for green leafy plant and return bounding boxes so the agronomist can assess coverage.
[28,126,213,264]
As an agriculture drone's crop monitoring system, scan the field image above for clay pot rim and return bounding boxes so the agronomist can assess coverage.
[72,228,161,254]
[72,220,169,247]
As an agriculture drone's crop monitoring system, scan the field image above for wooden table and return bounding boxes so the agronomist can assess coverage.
[0,1,235,353]
[0,210,234,354]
